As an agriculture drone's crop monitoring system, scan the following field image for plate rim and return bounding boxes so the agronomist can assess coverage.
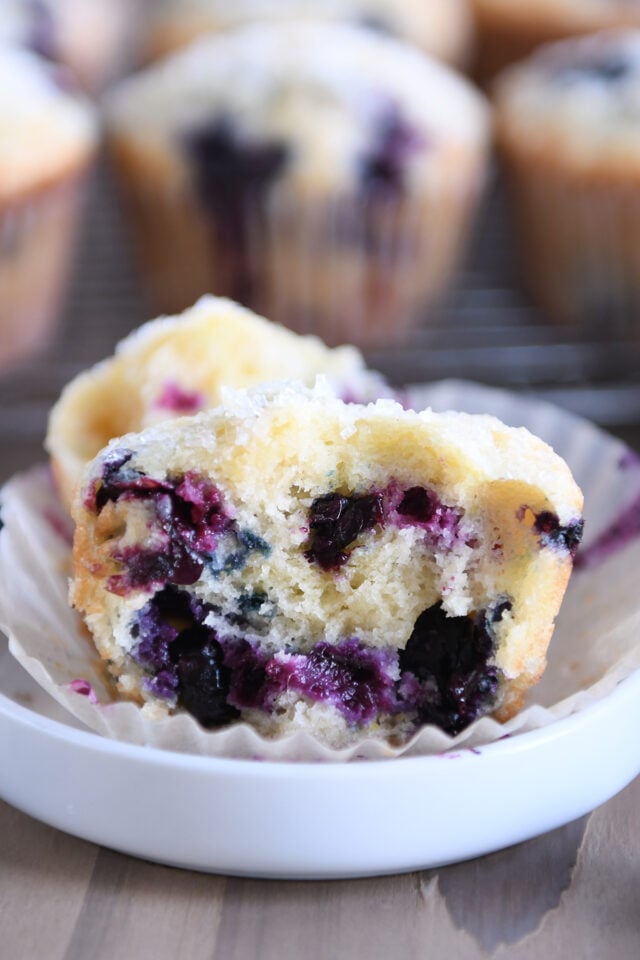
[3,655,640,779]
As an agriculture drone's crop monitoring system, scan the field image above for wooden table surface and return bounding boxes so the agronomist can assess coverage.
[2,167,640,960]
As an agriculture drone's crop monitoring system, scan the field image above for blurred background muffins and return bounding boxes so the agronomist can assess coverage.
[144,0,474,70]
[106,20,490,349]
[0,43,97,371]
[0,0,138,91]
[494,30,640,335]
[472,0,640,82]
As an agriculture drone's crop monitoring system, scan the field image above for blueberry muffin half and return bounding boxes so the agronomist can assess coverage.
[71,384,584,749]
[46,296,389,511]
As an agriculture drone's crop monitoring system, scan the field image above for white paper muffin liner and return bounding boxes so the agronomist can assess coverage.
[2,380,640,762]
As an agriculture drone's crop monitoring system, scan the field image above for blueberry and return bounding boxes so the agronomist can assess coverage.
[132,587,211,675]
[534,511,584,559]
[208,528,271,576]
[171,626,240,728]
[557,56,631,85]
[183,116,289,303]
[305,491,384,570]
[360,106,425,196]
[91,449,157,510]
[95,465,234,595]
[223,639,270,711]
[395,485,466,549]
[397,486,438,523]
[398,601,507,735]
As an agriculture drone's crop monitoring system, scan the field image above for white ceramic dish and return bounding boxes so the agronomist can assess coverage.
[2,379,640,877]
[2,637,640,878]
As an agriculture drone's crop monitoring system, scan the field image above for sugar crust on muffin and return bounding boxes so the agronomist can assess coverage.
[46,296,389,510]
[70,383,584,748]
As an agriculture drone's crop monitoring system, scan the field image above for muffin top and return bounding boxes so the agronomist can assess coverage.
[146,0,472,67]
[494,31,640,169]
[46,295,390,509]
[473,0,640,31]
[0,43,97,199]
[107,20,489,193]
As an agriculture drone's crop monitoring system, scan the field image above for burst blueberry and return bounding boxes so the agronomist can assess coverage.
[305,491,384,570]
[398,601,507,735]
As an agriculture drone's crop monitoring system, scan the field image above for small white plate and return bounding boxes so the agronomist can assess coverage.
[2,379,640,877]
[2,637,640,879]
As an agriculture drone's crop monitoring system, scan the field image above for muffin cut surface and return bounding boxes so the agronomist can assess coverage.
[71,386,583,748]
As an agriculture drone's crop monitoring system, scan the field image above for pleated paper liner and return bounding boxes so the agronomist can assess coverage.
[2,381,640,762]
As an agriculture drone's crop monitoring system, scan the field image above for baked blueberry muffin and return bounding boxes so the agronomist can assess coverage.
[472,0,640,82]
[106,21,490,348]
[145,0,474,70]
[0,0,135,91]
[70,383,584,748]
[46,296,390,511]
[494,30,640,333]
[0,43,97,370]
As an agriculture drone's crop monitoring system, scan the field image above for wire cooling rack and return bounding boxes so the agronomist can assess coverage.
[1,163,640,460]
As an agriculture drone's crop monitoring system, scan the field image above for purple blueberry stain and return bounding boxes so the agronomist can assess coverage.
[183,115,290,304]
[265,640,398,725]
[153,381,207,414]
[130,582,509,736]
[27,0,57,61]
[360,103,426,198]
[131,587,238,726]
[574,490,640,570]
[395,486,468,550]
[131,587,210,677]
[88,455,243,595]
[304,484,472,571]
[304,491,384,570]
[68,679,99,704]
[619,447,640,471]
[223,638,270,711]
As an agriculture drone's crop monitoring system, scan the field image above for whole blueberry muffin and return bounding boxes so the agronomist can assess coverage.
[0,0,135,91]
[106,21,490,349]
[145,0,474,70]
[46,295,390,510]
[70,383,583,748]
[472,0,640,82]
[0,43,97,370]
[494,31,640,333]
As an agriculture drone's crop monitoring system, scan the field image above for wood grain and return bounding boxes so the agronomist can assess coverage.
[1,781,639,960]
